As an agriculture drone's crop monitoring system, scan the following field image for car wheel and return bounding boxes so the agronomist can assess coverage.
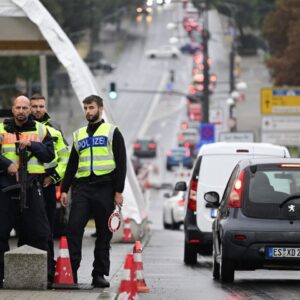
[163,212,171,229]
[220,245,234,283]
[150,54,155,59]
[171,210,180,230]
[166,165,172,171]
[172,53,177,58]
[184,241,197,265]
[212,247,220,280]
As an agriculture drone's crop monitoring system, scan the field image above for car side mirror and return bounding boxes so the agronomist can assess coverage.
[175,181,187,191]
[204,191,220,207]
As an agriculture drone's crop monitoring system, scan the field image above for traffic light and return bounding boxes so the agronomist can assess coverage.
[108,82,117,99]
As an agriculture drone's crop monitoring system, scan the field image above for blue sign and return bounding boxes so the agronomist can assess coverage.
[199,123,215,147]
[272,89,300,96]
[78,136,108,151]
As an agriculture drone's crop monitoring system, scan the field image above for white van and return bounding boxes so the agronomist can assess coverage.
[175,142,290,265]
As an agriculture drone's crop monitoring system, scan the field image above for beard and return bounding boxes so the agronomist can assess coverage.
[86,111,100,123]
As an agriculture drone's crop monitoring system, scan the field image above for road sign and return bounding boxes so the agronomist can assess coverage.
[261,132,300,146]
[261,88,300,115]
[200,123,215,144]
[209,108,223,125]
[219,131,254,143]
[262,116,300,131]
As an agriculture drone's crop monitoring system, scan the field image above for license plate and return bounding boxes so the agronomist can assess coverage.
[267,247,300,258]
[210,208,217,218]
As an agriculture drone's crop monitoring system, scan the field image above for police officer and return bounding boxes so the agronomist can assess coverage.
[60,95,126,288]
[30,94,69,281]
[0,95,55,287]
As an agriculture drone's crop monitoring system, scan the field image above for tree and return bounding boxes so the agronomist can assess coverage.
[263,0,300,85]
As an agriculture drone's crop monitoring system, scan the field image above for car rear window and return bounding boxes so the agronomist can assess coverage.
[243,166,300,219]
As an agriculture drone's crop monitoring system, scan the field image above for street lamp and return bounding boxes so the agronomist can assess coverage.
[221,3,239,131]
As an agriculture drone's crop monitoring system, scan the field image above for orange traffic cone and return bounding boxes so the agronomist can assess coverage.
[133,241,149,293]
[122,218,134,243]
[117,253,138,300]
[53,236,75,286]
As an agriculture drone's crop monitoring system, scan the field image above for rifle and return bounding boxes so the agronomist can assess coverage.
[2,147,29,211]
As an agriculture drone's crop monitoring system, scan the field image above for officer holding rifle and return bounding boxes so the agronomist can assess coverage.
[0,95,55,288]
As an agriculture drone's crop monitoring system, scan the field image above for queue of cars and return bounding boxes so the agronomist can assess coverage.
[205,157,300,283]
[174,142,297,282]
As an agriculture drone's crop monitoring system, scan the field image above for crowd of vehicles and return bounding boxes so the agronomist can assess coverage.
[206,158,300,283]
[176,142,290,265]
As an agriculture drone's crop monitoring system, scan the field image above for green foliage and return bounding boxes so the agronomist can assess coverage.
[0,56,39,108]
[263,0,300,85]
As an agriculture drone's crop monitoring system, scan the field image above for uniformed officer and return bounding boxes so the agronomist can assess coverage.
[60,95,126,288]
[0,95,55,287]
[30,94,69,281]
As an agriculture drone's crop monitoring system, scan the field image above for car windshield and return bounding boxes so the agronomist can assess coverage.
[243,167,300,219]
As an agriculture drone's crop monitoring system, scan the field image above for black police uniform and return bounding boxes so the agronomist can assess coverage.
[0,116,55,285]
[32,112,68,279]
[61,119,126,284]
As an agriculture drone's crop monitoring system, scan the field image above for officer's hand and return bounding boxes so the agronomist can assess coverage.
[114,192,124,209]
[16,139,31,150]
[43,176,53,188]
[60,192,68,207]
[7,163,19,182]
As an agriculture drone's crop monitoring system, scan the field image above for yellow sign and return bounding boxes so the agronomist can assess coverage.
[261,88,300,115]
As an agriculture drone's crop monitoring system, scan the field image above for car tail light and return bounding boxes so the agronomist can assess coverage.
[184,141,190,148]
[178,199,185,206]
[187,179,198,212]
[185,150,190,157]
[166,150,172,156]
[234,234,247,241]
[148,143,156,149]
[227,170,245,208]
[133,143,140,149]
[181,122,188,130]
[177,134,183,140]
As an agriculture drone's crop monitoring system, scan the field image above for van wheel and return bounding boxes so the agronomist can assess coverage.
[220,245,234,283]
[184,241,197,265]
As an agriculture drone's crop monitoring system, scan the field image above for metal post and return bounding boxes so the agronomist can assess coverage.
[227,5,237,132]
[202,3,209,123]
[39,55,48,99]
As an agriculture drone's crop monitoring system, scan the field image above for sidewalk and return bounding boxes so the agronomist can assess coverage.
[1,229,151,299]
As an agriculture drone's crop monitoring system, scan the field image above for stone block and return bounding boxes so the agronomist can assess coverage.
[4,245,47,290]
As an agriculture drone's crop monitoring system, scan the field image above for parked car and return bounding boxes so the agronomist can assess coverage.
[131,156,143,174]
[180,43,202,54]
[133,137,157,158]
[163,190,186,230]
[166,147,193,171]
[145,45,180,59]
[205,158,300,283]
[175,142,290,266]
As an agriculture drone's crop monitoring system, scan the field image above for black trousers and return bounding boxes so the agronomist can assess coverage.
[43,184,57,278]
[66,180,115,280]
[0,184,51,280]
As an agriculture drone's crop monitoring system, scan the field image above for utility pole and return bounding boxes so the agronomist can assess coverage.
[201,2,210,123]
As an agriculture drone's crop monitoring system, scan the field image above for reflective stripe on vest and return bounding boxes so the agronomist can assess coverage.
[0,121,46,173]
[73,123,116,178]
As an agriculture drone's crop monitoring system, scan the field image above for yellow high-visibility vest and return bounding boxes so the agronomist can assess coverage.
[44,125,69,183]
[73,123,116,178]
[0,121,47,174]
